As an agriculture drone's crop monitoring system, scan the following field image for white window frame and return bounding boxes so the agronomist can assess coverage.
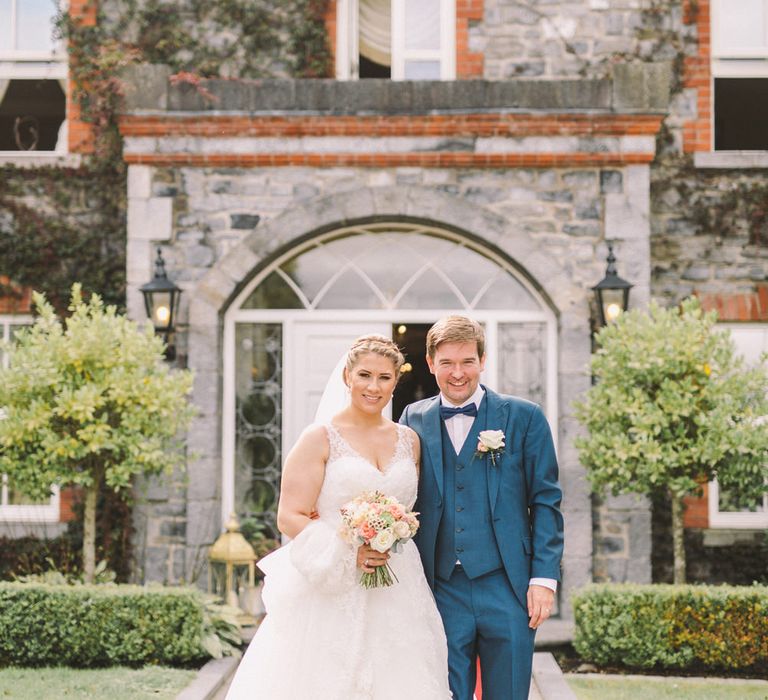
[708,323,768,529]
[336,0,456,80]
[0,0,69,157]
[709,0,768,155]
[0,314,61,522]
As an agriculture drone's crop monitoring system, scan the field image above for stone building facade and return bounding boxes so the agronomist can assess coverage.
[2,0,766,626]
[119,67,669,631]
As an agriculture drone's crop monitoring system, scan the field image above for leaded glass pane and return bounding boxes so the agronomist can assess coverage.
[234,323,282,538]
[438,246,503,305]
[474,273,540,311]
[281,244,341,304]
[497,322,547,406]
[241,271,304,310]
[314,268,383,309]
[396,267,464,308]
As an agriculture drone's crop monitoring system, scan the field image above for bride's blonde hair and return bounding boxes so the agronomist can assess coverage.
[345,334,405,379]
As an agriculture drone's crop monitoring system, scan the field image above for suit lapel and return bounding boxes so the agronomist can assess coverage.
[422,396,445,499]
[484,387,510,517]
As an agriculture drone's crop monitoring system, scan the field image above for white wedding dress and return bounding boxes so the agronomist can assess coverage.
[225,423,451,699]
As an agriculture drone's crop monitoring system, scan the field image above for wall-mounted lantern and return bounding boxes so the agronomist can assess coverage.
[591,243,633,329]
[140,248,181,360]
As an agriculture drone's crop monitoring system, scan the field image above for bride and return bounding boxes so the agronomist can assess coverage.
[225,334,451,699]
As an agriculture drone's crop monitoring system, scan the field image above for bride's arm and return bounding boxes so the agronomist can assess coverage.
[276,424,328,539]
[404,426,421,476]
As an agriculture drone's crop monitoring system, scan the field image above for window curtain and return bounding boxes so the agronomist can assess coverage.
[0,80,8,106]
[359,0,391,66]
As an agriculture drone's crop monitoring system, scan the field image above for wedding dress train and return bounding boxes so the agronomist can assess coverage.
[225,423,451,699]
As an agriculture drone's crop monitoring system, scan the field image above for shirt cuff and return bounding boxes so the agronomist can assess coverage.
[529,577,557,592]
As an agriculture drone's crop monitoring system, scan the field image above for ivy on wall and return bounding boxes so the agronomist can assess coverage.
[0,0,332,312]
[0,166,126,312]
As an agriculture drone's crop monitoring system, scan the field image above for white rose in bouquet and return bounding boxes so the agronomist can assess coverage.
[370,528,396,553]
[393,520,411,539]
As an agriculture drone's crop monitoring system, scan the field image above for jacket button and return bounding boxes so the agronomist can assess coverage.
[456,465,464,471]
[456,506,463,512]
[457,485,465,490]
[456,527,463,533]
[456,547,464,553]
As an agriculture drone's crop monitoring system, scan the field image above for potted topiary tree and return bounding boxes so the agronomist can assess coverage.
[0,285,196,583]
[574,298,768,583]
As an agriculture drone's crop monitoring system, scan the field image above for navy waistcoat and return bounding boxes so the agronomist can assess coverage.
[434,396,504,581]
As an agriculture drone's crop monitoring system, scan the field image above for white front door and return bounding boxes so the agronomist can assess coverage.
[283,320,390,455]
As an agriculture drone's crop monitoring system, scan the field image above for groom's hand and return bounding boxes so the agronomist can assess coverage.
[527,585,555,629]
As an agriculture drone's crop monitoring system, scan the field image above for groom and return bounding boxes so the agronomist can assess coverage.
[400,316,564,700]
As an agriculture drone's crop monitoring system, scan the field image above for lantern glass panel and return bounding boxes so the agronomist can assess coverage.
[150,291,173,332]
[601,288,625,324]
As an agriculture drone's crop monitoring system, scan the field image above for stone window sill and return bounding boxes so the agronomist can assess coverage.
[702,528,767,546]
[694,151,768,169]
[0,153,82,168]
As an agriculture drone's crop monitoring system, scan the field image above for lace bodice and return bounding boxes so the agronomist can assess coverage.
[316,423,418,521]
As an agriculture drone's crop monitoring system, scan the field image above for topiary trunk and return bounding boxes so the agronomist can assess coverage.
[82,464,103,584]
[670,492,686,584]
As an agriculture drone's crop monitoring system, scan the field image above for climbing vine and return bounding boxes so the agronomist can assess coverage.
[0,0,332,312]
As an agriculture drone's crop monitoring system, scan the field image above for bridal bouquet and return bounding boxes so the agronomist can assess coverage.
[339,490,419,589]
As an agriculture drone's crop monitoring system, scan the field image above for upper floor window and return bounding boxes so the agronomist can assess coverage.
[712,0,768,150]
[0,0,67,154]
[336,0,456,80]
[709,323,768,528]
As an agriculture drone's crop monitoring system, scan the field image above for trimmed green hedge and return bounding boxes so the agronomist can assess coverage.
[0,582,208,667]
[573,583,768,672]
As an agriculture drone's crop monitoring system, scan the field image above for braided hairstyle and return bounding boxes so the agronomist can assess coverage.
[344,334,405,381]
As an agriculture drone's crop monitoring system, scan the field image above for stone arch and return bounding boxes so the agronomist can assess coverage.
[190,185,579,333]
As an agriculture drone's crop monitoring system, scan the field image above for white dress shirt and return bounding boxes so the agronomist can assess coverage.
[440,388,558,594]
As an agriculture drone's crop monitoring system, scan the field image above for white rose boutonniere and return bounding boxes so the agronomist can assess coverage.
[475,429,505,466]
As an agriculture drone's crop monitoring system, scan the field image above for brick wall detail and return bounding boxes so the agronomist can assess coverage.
[119,112,663,168]
[683,482,709,528]
[682,0,711,153]
[66,0,97,154]
[0,277,32,314]
[59,486,78,522]
[457,0,484,78]
[697,285,768,322]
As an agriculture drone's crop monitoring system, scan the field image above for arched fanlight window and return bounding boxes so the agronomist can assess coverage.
[241,225,540,312]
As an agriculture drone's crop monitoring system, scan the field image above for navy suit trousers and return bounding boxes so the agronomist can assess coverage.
[434,566,535,700]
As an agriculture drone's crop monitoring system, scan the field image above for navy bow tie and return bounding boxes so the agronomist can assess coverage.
[440,403,478,420]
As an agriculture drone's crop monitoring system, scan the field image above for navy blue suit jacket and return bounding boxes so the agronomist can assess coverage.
[401,387,564,608]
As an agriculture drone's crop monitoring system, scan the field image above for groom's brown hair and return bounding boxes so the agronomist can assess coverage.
[426,316,485,359]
